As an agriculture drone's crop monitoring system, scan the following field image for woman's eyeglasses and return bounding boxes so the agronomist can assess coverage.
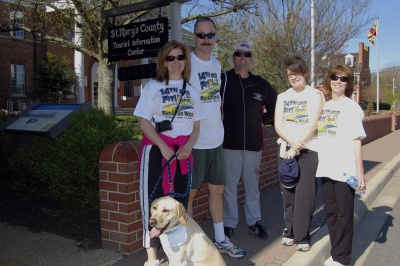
[234,52,252,58]
[166,55,186,62]
[195,32,216,39]
[330,75,349,82]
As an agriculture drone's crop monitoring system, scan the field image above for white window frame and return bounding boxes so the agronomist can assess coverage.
[10,11,24,39]
[123,80,133,98]
[11,64,26,96]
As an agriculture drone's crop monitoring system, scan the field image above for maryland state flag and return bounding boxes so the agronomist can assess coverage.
[367,20,377,45]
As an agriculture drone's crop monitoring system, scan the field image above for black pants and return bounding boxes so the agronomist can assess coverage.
[278,148,318,244]
[140,144,190,249]
[321,177,355,265]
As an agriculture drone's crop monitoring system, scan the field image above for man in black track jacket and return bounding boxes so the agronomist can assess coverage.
[220,43,277,239]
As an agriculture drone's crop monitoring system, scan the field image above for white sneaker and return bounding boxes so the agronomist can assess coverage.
[144,259,164,266]
[296,243,310,252]
[282,237,295,246]
[324,256,334,266]
[324,256,349,266]
[212,237,246,258]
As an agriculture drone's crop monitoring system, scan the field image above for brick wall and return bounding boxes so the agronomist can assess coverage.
[99,116,398,255]
[362,114,392,145]
[99,127,279,254]
[393,112,400,131]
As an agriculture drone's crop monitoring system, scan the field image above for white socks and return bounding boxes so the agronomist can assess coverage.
[213,222,225,242]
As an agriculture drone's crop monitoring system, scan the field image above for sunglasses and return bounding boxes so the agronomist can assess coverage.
[234,52,252,58]
[195,32,216,39]
[330,75,349,82]
[166,55,186,62]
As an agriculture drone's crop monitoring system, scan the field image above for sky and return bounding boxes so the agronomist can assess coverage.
[344,0,400,72]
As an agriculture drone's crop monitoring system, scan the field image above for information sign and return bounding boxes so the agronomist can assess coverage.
[108,17,168,62]
[0,102,91,139]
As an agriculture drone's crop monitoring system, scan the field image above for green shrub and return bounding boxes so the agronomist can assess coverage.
[0,134,18,186]
[366,102,375,114]
[115,115,142,139]
[6,107,136,214]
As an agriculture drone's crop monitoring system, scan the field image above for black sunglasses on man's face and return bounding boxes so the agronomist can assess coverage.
[195,32,216,39]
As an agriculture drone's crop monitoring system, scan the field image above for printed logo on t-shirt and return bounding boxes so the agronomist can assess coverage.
[318,109,340,136]
[283,100,309,124]
[160,87,194,118]
[197,71,220,103]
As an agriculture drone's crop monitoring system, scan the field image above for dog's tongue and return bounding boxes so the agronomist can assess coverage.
[149,227,162,238]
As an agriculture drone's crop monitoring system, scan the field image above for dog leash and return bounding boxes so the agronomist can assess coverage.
[149,154,191,204]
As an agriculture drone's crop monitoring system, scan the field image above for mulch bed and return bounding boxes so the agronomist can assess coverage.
[0,186,101,250]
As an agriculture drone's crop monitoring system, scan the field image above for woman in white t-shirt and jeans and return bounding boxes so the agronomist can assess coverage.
[274,55,324,252]
[134,40,204,266]
[317,65,366,266]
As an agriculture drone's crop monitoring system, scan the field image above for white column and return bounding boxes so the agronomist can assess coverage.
[74,10,85,103]
[114,63,119,107]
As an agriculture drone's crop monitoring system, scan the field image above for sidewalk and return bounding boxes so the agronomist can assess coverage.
[0,130,399,266]
[114,130,400,266]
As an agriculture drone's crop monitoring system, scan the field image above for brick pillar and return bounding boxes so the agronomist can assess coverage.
[392,112,400,131]
[99,140,143,254]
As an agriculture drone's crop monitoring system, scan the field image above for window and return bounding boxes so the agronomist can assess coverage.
[11,64,26,95]
[354,75,359,86]
[10,11,24,39]
[363,77,368,88]
[124,80,133,98]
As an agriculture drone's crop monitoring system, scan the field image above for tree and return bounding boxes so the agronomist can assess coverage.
[1,0,255,115]
[36,52,76,103]
[370,65,400,111]
[213,0,374,92]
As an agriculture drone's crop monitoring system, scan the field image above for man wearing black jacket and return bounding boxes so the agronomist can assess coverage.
[221,43,277,239]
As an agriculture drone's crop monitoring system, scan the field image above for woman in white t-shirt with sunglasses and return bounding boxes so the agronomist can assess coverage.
[317,65,366,266]
[134,40,204,266]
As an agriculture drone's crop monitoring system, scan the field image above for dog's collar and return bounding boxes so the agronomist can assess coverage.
[164,223,183,235]
[159,215,188,248]
[164,215,188,235]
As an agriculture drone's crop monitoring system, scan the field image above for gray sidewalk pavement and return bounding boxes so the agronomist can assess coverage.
[1,130,399,266]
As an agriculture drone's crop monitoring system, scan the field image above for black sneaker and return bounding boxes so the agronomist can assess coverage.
[224,226,236,238]
[249,221,268,239]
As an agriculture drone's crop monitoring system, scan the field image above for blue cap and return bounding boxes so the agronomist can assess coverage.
[279,158,300,189]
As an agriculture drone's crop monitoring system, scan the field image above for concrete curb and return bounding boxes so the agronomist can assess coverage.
[283,152,400,266]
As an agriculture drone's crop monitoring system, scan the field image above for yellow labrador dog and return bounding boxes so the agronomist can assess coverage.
[149,196,226,266]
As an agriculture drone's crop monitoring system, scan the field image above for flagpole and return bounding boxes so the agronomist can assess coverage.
[310,0,315,88]
[376,17,380,114]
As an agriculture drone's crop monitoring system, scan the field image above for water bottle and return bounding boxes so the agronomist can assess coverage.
[343,172,365,195]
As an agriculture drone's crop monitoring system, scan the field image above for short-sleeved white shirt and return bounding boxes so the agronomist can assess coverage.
[276,85,323,151]
[134,79,204,138]
[316,97,366,181]
[189,52,224,149]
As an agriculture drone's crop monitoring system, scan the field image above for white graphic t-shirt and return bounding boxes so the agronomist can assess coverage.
[134,79,204,138]
[189,52,224,149]
[276,85,323,151]
[316,97,366,181]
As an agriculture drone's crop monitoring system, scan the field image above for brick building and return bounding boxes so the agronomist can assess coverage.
[0,1,194,114]
[317,42,372,103]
